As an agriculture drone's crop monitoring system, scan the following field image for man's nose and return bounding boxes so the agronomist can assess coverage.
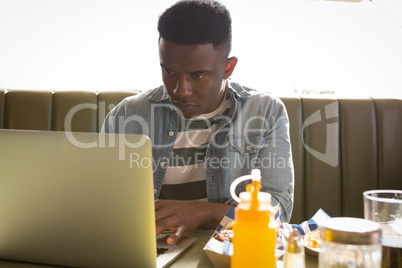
[173,77,192,97]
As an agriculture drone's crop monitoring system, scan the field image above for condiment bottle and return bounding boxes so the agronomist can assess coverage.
[283,228,306,268]
[230,169,276,268]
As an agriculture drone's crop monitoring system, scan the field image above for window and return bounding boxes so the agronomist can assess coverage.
[0,0,401,97]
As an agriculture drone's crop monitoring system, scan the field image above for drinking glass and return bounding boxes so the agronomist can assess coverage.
[363,190,402,268]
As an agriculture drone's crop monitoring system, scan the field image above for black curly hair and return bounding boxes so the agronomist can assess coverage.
[157,0,232,54]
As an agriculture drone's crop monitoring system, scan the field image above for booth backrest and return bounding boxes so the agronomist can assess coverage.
[1,89,401,224]
[0,90,139,132]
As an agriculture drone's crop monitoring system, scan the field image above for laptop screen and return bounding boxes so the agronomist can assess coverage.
[0,130,156,267]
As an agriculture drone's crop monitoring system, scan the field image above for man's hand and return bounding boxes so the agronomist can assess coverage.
[155,199,230,245]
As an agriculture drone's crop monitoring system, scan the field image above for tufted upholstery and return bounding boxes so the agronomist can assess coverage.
[282,97,402,223]
[0,90,138,132]
[1,89,401,224]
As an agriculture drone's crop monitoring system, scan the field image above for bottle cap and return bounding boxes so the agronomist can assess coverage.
[230,169,261,203]
[239,192,251,202]
[257,192,271,205]
[238,192,271,205]
[251,169,261,181]
[320,217,381,245]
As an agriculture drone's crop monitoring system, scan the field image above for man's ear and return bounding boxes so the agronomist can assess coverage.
[224,57,238,79]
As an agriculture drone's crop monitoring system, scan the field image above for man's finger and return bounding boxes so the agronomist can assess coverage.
[167,226,184,245]
[167,234,180,245]
[155,219,169,236]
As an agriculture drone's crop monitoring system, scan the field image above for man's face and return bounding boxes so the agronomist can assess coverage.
[159,38,235,119]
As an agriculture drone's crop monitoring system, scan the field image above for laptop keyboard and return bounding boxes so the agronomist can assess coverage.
[157,247,169,256]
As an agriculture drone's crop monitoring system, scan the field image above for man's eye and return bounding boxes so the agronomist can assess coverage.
[193,74,205,79]
[162,67,175,75]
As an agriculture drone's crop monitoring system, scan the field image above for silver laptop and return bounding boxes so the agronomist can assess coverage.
[0,130,195,268]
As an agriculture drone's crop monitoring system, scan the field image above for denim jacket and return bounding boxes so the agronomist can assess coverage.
[101,81,294,222]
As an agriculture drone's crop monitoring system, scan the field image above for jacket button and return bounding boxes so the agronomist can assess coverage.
[246,145,251,151]
[169,131,174,136]
[154,189,157,194]
[160,162,166,167]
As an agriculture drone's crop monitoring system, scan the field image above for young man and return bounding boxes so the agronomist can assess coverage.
[102,0,294,245]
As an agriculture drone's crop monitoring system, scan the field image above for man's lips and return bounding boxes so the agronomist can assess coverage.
[172,101,198,116]
[172,101,197,109]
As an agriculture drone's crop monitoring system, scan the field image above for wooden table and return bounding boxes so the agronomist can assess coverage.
[171,231,319,268]
[0,230,318,267]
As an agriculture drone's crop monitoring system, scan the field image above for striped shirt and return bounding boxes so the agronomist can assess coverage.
[159,93,231,201]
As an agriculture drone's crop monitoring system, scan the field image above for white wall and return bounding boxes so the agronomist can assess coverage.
[0,0,401,97]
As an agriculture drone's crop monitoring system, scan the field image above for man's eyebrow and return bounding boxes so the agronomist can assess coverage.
[160,63,172,70]
[160,64,211,74]
[189,69,212,74]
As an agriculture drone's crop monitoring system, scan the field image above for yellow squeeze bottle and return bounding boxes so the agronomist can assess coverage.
[230,169,276,268]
